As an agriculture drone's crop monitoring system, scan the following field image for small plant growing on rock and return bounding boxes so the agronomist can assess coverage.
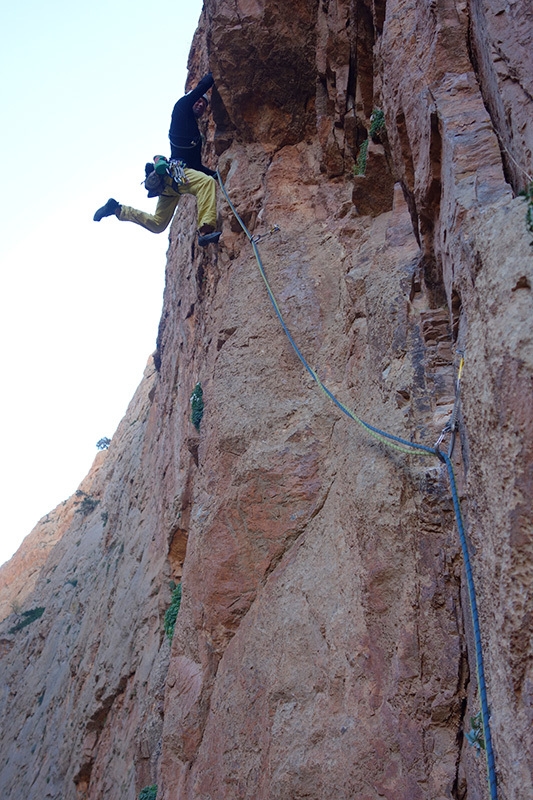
[190,382,204,431]
[354,138,369,176]
[353,109,386,176]
[369,109,385,138]
[8,607,45,634]
[138,786,157,800]
[465,711,485,754]
[75,493,99,516]
[164,583,182,641]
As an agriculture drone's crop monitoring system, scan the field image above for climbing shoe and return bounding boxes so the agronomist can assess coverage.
[197,230,221,247]
[93,198,120,221]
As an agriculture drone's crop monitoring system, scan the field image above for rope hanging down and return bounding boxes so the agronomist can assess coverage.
[216,171,498,800]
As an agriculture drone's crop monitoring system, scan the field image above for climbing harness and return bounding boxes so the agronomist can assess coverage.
[169,158,189,187]
[216,171,499,800]
[143,157,189,198]
[169,136,201,150]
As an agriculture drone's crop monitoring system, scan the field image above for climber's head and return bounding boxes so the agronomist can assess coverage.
[193,95,209,118]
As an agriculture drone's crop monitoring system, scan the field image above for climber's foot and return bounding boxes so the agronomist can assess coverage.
[198,230,221,247]
[93,198,120,221]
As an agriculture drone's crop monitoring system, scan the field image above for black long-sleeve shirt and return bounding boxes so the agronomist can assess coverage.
[168,73,215,175]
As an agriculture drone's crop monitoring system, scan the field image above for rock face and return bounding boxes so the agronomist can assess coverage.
[1,2,532,799]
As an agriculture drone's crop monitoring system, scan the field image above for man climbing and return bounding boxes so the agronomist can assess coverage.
[93,73,221,247]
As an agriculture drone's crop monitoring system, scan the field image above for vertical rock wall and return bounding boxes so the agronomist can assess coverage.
[0,363,174,798]
[0,1,531,799]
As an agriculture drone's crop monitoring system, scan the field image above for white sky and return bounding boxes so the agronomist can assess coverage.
[0,0,203,565]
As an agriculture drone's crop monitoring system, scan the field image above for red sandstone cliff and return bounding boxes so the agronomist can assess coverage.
[0,2,531,799]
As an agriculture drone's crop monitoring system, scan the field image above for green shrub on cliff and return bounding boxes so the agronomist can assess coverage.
[465,711,485,754]
[164,583,182,641]
[354,138,369,176]
[75,492,99,516]
[190,382,204,430]
[8,607,45,634]
[138,786,157,800]
[353,109,386,176]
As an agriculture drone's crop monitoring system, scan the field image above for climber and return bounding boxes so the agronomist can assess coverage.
[93,73,221,247]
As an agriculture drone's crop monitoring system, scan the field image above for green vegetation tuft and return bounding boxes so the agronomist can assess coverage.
[353,109,386,176]
[9,607,45,634]
[164,583,182,641]
[465,711,485,754]
[354,139,369,176]
[368,108,385,138]
[75,493,99,516]
[190,382,204,430]
[138,786,157,800]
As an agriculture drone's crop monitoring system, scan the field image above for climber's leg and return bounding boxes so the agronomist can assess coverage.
[181,168,218,232]
[118,192,180,234]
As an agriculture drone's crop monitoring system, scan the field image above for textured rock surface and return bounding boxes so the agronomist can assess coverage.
[0,489,85,624]
[469,0,533,193]
[0,362,174,798]
[0,1,532,799]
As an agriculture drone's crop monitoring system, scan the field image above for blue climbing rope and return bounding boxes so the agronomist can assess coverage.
[441,451,498,800]
[217,171,498,799]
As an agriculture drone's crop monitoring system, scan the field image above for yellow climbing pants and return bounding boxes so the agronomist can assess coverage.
[118,168,217,234]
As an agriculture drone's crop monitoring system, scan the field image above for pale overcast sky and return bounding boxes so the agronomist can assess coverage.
[0,0,203,565]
